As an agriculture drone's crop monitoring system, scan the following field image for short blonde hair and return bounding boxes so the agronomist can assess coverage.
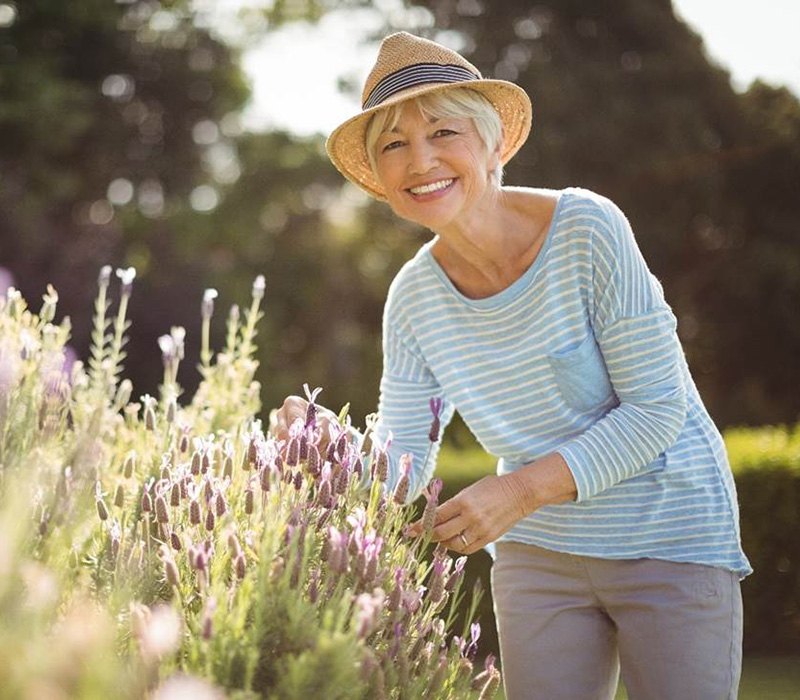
[365,87,504,186]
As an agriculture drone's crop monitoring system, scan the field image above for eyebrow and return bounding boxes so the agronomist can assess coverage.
[385,115,445,134]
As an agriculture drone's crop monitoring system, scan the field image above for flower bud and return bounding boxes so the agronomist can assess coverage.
[191,450,201,476]
[114,379,133,410]
[204,508,215,532]
[306,444,320,477]
[166,398,177,424]
[164,557,180,587]
[244,487,254,515]
[259,466,270,493]
[170,482,180,507]
[170,531,182,551]
[478,672,501,700]
[96,498,109,521]
[114,483,125,508]
[375,451,389,482]
[155,495,169,524]
[235,553,246,580]
[144,405,157,431]
[286,438,300,467]
[223,454,233,480]
[215,493,226,518]
[123,451,136,479]
[189,499,201,525]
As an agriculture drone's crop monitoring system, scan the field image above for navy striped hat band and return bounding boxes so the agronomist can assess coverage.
[362,63,479,110]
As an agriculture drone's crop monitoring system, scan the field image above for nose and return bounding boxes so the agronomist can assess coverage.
[407,139,438,175]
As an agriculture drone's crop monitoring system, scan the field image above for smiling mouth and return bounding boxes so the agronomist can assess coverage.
[408,178,455,196]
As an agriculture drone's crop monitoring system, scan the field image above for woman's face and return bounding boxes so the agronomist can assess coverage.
[372,104,500,231]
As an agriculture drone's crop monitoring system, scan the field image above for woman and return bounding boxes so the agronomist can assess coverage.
[274,32,750,700]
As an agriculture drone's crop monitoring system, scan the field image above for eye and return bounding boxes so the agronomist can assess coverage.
[381,139,404,153]
[434,128,457,137]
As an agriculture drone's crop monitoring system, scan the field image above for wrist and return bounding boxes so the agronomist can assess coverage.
[508,453,578,514]
[503,470,539,518]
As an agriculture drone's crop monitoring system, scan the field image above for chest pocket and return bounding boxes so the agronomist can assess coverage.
[547,333,615,412]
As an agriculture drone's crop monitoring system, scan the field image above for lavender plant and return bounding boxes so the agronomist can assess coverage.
[0,272,501,699]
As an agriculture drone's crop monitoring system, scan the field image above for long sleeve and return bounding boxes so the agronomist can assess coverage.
[556,198,688,502]
[372,295,454,502]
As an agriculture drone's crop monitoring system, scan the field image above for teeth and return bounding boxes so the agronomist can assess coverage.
[409,179,453,195]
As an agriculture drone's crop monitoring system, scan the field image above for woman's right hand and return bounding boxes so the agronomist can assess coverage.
[269,395,308,443]
[269,395,339,453]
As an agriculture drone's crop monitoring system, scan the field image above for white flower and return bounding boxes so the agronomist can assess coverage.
[158,334,176,358]
[252,274,265,300]
[135,603,182,660]
[98,265,112,286]
[116,267,136,285]
[153,674,225,700]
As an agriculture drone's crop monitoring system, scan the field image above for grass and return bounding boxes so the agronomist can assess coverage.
[491,657,800,699]
[615,657,800,698]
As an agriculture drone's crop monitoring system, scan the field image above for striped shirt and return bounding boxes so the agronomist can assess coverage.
[374,187,751,577]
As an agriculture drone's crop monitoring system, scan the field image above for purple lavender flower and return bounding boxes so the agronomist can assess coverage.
[303,384,322,429]
[306,443,321,477]
[466,622,481,659]
[388,567,406,613]
[392,454,413,505]
[155,494,169,524]
[421,478,443,534]
[326,525,349,574]
[286,437,300,467]
[428,553,452,605]
[445,555,467,592]
[235,553,246,580]
[428,396,444,442]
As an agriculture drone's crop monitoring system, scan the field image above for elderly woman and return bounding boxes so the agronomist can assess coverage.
[274,32,750,700]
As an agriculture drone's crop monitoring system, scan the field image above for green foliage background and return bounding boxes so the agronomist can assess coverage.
[2,0,799,430]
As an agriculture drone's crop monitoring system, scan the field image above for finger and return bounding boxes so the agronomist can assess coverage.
[431,496,462,527]
[404,519,424,538]
[430,514,469,543]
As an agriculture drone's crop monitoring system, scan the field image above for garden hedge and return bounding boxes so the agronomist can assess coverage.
[435,425,800,656]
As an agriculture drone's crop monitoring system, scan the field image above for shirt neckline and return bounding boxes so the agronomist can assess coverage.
[421,188,567,311]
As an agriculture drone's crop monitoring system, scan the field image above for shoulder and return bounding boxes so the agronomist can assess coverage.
[503,186,628,236]
[554,187,628,227]
[550,188,638,256]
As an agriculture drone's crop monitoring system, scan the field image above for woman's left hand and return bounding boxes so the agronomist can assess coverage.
[409,474,530,554]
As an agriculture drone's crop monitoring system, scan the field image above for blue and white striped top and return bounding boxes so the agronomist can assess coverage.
[374,187,751,577]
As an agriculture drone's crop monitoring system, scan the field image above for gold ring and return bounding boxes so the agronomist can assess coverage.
[459,532,469,548]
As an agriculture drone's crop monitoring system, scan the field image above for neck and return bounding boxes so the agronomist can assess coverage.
[431,189,538,296]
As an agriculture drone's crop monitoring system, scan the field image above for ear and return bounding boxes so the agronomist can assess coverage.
[488,133,503,170]
[485,138,502,180]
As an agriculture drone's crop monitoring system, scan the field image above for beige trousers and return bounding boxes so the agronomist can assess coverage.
[491,542,742,700]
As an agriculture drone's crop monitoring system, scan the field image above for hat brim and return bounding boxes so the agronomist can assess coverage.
[325,79,532,201]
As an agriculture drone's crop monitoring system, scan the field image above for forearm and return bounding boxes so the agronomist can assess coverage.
[506,452,578,515]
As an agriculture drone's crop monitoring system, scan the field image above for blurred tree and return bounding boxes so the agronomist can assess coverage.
[2,0,799,429]
[0,0,249,395]
[0,0,383,411]
[401,0,800,426]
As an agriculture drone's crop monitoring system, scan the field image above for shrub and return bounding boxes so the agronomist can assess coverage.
[0,273,501,698]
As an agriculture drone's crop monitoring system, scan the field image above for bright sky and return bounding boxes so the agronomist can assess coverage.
[239,0,800,136]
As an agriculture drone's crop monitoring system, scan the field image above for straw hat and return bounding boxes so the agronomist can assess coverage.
[326,31,533,200]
